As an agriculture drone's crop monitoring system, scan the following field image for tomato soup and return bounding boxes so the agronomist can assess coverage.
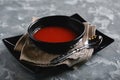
[33,26,76,43]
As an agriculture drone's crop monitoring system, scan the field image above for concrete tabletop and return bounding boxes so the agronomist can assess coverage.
[0,0,120,80]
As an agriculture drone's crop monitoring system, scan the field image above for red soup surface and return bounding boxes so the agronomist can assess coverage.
[33,26,77,43]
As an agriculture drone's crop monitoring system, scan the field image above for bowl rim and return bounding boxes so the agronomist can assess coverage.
[28,15,85,44]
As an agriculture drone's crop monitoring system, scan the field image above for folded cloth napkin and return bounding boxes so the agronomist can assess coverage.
[14,19,95,68]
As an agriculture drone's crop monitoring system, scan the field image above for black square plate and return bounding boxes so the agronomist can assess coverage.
[2,14,114,73]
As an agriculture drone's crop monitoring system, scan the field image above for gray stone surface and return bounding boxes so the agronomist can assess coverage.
[0,0,120,80]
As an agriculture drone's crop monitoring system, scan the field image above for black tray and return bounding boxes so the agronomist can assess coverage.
[2,13,114,73]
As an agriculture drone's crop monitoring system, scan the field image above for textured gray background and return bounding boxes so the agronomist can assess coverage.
[0,0,120,80]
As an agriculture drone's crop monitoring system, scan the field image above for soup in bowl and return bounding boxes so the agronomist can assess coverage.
[28,15,85,54]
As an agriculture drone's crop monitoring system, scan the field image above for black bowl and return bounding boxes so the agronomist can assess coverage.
[28,15,85,54]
